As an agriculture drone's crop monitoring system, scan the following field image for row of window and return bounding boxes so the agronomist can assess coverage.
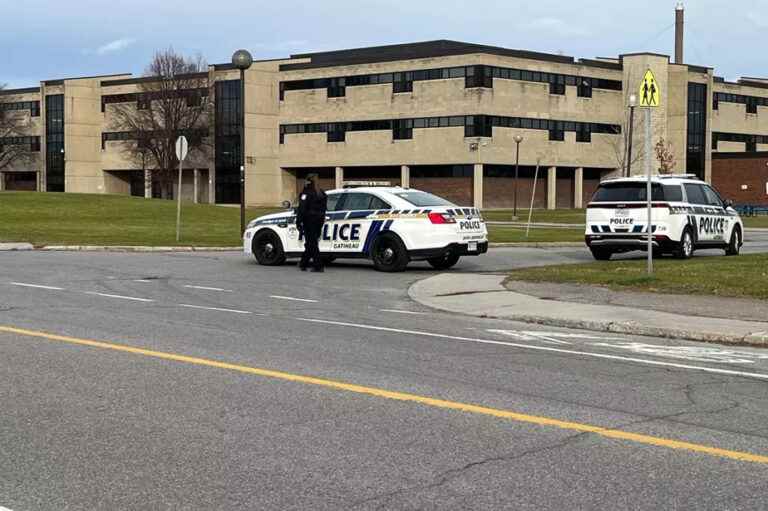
[713,132,768,152]
[101,128,209,149]
[713,92,768,114]
[101,88,209,112]
[279,115,620,143]
[280,64,622,100]
[0,136,41,152]
[0,100,40,117]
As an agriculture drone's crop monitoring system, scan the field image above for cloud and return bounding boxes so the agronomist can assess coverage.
[89,38,137,56]
[525,17,591,38]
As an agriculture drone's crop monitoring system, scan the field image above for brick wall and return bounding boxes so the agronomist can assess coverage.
[410,177,473,207]
[712,153,768,206]
[556,174,574,209]
[484,177,547,209]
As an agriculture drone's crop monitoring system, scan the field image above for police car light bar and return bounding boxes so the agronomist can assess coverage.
[342,180,392,188]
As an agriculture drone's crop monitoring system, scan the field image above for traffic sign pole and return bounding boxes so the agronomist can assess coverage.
[645,107,653,275]
[175,136,189,242]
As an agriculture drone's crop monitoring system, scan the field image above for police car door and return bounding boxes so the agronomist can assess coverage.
[320,192,381,254]
[701,184,729,243]
[287,192,343,253]
[683,183,721,243]
[317,192,346,253]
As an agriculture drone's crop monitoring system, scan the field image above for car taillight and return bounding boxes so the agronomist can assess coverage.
[428,212,456,224]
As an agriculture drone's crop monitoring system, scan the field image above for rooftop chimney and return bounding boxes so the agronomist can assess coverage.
[675,2,684,64]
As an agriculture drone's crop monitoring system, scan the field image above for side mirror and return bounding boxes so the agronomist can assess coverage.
[281,200,292,209]
[724,199,734,208]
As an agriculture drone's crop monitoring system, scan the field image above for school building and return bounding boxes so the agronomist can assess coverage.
[2,11,767,207]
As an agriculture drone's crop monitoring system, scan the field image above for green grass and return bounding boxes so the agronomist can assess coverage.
[505,254,768,300]
[0,192,278,246]
[482,209,585,224]
[744,216,768,228]
[487,225,584,243]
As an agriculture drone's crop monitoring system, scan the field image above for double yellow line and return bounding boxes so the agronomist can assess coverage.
[2,324,767,464]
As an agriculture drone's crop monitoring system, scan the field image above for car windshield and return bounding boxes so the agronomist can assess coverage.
[393,191,455,207]
[593,182,680,202]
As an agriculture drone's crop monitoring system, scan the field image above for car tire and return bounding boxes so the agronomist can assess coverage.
[371,233,409,272]
[252,229,286,266]
[725,227,741,256]
[674,228,695,259]
[320,255,336,265]
[590,247,613,261]
[427,253,461,270]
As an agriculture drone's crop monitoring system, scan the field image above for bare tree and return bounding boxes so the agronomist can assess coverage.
[109,49,212,198]
[604,110,643,177]
[0,84,35,171]
[654,137,677,174]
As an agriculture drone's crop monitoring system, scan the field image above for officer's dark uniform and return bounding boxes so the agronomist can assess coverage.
[296,177,327,272]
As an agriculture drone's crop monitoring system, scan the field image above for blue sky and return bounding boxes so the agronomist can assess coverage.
[2,0,765,89]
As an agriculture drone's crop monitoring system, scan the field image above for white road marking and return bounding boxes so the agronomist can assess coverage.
[133,279,153,283]
[86,292,154,303]
[1,506,14,511]
[177,304,254,315]
[487,329,572,345]
[184,285,232,292]
[270,295,318,303]
[10,282,64,291]
[380,309,426,315]
[298,318,768,381]
[591,342,768,365]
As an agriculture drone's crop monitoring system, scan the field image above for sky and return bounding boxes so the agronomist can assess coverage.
[2,0,766,89]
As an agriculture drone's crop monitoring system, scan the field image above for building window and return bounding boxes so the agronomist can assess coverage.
[549,129,565,141]
[393,119,413,140]
[746,139,757,152]
[577,78,592,98]
[45,94,65,192]
[327,123,345,142]
[747,97,758,114]
[393,72,413,93]
[327,77,346,98]
[549,82,566,95]
[215,80,242,204]
[137,96,150,110]
[465,66,492,88]
[687,82,708,179]
[0,100,40,117]
[576,124,592,143]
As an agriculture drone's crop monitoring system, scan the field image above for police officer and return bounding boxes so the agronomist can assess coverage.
[296,173,327,272]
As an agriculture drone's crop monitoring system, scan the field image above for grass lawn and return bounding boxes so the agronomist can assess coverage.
[487,225,584,243]
[483,209,585,224]
[0,192,278,247]
[505,254,768,300]
[744,216,768,228]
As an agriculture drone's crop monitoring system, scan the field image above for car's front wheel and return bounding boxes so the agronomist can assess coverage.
[725,227,741,256]
[427,253,460,270]
[590,247,613,261]
[674,228,694,259]
[371,233,409,272]
[252,229,286,266]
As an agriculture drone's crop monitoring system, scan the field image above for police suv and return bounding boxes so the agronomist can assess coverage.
[243,187,488,272]
[585,175,743,260]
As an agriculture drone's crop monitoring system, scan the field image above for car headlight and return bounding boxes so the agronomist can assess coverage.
[246,220,259,230]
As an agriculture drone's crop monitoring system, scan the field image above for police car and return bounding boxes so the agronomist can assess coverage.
[243,187,488,272]
[585,175,744,260]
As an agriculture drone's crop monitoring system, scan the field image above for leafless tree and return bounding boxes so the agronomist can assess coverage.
[109,49,212,198]
[655,137,677,174]
[0,84,35,171]
[603,110,644,177]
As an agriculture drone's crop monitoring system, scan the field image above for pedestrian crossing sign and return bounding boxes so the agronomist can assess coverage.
[639,69,660,107]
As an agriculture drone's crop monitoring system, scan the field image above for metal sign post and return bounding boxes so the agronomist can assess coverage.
[175,135,189,242]
[638,68,660,276]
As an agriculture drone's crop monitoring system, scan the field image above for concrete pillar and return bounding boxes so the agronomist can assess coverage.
[547,166,557,210]
[335,166,344,190]
[0,172,5,191]
[574,167,584,209]
[144,169,152,199]
[401,165,410,188]
[208,168,216,204]
[193,169,199,204]
[473,163,483,209]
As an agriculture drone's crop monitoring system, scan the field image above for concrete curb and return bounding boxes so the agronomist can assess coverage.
[0,243,34,251]
[408,273,768,347]
[38,245,241,252]
[489,242,584,248]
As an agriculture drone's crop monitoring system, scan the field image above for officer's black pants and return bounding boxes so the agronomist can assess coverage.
[300,221,323,269]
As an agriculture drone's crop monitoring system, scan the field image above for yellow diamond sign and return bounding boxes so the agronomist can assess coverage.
[639,69,660,107]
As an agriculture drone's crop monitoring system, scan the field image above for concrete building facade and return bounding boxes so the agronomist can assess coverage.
[2,39,767,208]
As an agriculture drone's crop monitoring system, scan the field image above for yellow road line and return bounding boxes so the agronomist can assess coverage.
[2,324,768,464]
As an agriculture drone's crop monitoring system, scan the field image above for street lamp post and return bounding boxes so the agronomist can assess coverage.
[626,94,637,177]
[513,135,523,218]
[232,49,253,236]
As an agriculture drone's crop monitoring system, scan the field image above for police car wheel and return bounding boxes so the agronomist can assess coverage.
[427,253,460,270]
[252,230,286,266]
[590,248,612,261]
[371,233,409,272]
[725,227,741,256]
[674,228,694,259]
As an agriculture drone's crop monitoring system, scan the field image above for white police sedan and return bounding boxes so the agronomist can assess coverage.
[243,187,488,272]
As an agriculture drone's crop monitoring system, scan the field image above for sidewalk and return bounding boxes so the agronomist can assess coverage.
[409,273,768,346]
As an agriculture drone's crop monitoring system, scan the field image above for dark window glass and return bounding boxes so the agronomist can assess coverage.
[393,119,413,140]
[465,65,492,88]
[663,185,683,202]
[549,129,565,141]
[45,94,65,192]
[684,183,708,205]
[577,78,592,98]
[746,139,757,152]
[328,129,345,142]
[342,193,377,211]
[369,196,391,210]
[326,193,343,212]
[687,83,707,179]
[593,182,666,202]
[215,80,241,203]
[702,186,723,207]
[549,82,566,95]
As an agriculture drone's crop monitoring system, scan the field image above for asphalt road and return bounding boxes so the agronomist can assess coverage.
[2,245,768,510]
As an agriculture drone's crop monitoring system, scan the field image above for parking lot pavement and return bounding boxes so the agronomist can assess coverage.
[2,250,768,509]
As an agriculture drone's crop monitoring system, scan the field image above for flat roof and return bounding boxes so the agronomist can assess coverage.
[0,86,40,96]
